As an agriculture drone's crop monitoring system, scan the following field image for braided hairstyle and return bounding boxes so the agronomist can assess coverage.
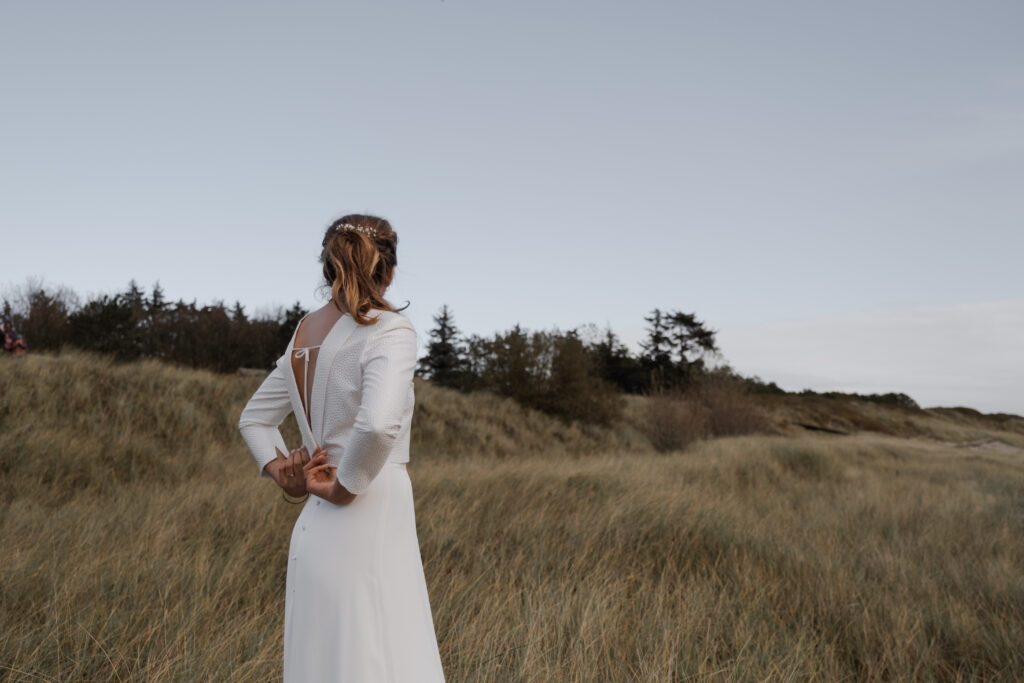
[319,214,406,325]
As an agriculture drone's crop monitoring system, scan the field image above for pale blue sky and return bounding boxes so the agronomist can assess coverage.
[2,1,1022,413]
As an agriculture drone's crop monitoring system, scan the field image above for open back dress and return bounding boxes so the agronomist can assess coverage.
[239,310,446,682]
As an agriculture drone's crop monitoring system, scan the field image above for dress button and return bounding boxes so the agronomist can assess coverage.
[302,525,307,531]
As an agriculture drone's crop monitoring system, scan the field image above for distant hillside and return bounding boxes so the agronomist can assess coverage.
[2,350,1021,490]
[750,392,1024,443]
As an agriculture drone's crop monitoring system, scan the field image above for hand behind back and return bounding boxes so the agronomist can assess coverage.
[304,447,356,506]
[264,445,310,497]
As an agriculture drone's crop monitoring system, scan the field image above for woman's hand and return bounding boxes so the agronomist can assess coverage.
[265,446,310,497]
[303,447,356,506]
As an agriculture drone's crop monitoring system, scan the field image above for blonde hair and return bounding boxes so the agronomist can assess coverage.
[319,214,405,325]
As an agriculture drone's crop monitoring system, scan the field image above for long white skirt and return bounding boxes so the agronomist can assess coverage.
[283,461,446,682]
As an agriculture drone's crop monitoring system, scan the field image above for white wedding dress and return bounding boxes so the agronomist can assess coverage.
[239,310,446,682]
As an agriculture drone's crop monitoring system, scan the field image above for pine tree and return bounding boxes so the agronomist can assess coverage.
[142,281,171,358]
[640,308,672,366]
[149,281,167,315]
[663,311,720,370]
[640,308,674,388]
[589,326,645,393]
[417,305,467,388]
[124,279,147,319]
[639,308,720,389]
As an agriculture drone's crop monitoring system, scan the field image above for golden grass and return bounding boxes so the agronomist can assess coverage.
[2,350,1023,681]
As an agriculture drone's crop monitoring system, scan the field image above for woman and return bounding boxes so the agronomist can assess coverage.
[3,316,27,356]
[238,214,446,682]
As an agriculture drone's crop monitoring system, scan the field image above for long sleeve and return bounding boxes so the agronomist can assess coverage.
[336,319,417,495]
[238,361,293,478]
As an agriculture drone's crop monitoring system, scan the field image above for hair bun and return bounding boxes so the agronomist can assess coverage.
[320,214,403,325]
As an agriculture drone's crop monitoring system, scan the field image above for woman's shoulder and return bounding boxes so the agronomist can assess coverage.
[358,311,417,361]
[366,309,417,336]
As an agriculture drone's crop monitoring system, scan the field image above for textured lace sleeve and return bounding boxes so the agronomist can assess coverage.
[238,361,293,478]
[336,318,417,495]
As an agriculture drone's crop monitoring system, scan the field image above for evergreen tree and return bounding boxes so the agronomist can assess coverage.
[588,326,646,393]
[123,279,147,319]
[639,308,675,388]
[640,309,672,367]
[666,310,720,382]
[417,304,467,388]
[639,308,720,389]
[149,282,167,314]
[141,281,171,358]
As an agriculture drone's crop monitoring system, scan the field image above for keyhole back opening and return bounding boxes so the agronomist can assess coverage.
[289,310,350,443]
[292,345,321,429]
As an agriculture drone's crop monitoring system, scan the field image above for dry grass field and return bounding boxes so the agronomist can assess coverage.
[2,350,1023,681]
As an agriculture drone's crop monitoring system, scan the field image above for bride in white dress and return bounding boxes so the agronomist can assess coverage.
[238,214,446,682]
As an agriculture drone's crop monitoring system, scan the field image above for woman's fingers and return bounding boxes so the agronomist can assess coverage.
[303,452,327,473]
[273,447,288,475]
[287,447,309,478]
[293,449,306,478]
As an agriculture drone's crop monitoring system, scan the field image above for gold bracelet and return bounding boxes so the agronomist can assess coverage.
[282,490,309,504]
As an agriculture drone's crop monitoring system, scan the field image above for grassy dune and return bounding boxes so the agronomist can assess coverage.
[2,350,1023,681]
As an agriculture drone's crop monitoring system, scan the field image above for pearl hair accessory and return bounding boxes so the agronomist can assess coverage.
[333,222,379,238]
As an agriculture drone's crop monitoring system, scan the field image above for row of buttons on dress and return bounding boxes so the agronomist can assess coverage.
[291,502,319,594]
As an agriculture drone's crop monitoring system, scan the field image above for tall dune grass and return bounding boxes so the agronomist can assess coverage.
[2,350,1023,681]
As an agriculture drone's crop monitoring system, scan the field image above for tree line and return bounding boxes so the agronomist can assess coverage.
[4,279,734,418]
[2,279,306,373]
[414,305,919,423]
[414,304,750,425]
[3,278,917,426]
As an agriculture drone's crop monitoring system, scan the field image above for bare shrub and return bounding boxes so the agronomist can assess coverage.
[642,385,710,453]
[691,370,772,437]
